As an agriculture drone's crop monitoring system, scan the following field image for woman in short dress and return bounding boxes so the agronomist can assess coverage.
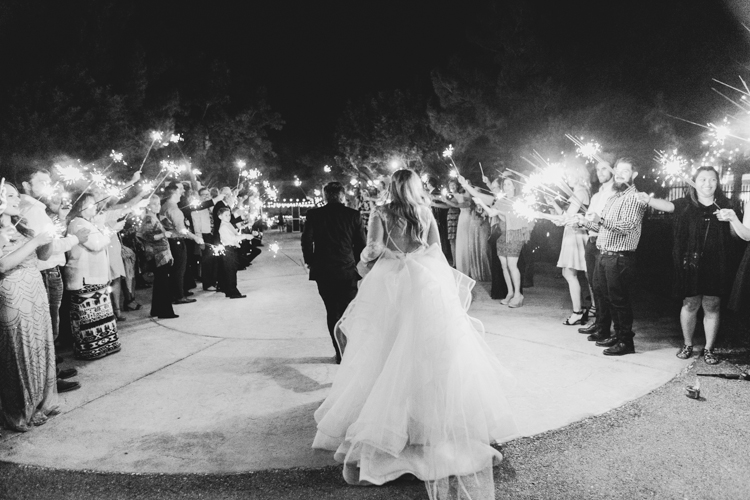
[461,175,532,307]
[654,167,742,365]
[549,163,591,325]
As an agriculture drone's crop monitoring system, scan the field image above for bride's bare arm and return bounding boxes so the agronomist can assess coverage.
[360,209,385,263]
[426,211,440,247]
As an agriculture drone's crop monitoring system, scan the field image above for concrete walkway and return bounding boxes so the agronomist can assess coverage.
[0,233,690,473]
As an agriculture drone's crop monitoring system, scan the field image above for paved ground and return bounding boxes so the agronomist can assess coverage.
[2,232,747,498]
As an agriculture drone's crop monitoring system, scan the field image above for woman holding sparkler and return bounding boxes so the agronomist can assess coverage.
[548,163,591,325]
[462,175,531,307]
[63,193,120,360]
[441,180,472,274]
[445,179,460,266]
[313,169,517,499]
[0,183,59,432]
[137,195,177,319]
[468,200,492,281]
[650,167,740,364]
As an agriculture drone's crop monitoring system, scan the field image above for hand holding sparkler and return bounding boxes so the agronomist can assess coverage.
[715,208,740,223]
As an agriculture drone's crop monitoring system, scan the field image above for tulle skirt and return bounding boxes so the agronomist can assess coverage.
[313,244,518,499]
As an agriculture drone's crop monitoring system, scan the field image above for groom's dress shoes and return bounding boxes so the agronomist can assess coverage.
[603,341,635,356]
[578,323,600,334]
[595,336,619,348]
[587,331,611,342]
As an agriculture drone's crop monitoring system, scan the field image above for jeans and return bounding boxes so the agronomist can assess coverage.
[40,267,64,341]
[316,278,358,360]
[594,252,636,340]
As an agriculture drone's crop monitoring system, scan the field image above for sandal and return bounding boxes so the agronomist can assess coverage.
[563,309,588,325]
[676,345,693,359]
[123,302,142,311]
[702,348,720,365]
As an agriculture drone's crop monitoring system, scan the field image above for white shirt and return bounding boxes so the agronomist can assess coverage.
[19,194,78,271]
[585,182,615,237]
[219,221,243,247]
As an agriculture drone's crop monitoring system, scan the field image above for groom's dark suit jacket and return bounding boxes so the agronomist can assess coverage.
[301,202,366,282]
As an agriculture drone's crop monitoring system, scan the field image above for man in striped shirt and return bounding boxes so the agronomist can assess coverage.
[575,158,647,356]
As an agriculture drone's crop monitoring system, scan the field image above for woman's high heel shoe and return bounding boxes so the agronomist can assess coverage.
[500,294,513,305]
[563,309,588,325]
[508,295,524,308]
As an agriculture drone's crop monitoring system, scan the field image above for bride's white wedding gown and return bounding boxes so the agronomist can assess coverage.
[313,205,518,500]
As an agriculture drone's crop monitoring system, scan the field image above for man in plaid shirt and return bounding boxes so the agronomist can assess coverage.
[574,158,650,356]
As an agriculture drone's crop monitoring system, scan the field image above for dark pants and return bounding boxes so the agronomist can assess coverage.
[40,266,64,341]
[201,233,217,289]
[316,278,358,361]
[168,239,187,302]
[594,252,636,341]
[184,239,198,290]
[218,246,241,297]
[150,263,176,317]
[239,240,262,268]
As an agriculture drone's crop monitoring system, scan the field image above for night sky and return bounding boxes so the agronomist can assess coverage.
[1,0,749,162]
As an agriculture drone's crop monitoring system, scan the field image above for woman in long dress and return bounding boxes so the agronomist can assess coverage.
[0,183,59,432]
[468,202,492,281]
[313,169,517,500]
[443,182,472,274]
[63,193,120,360]
[549,163,591,325]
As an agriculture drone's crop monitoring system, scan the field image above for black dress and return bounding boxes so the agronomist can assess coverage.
[672,198,737,298]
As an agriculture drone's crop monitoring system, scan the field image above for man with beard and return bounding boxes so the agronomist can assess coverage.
[575,158,648,356]
[577,159,616,338]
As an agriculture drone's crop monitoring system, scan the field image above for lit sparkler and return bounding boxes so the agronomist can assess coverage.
[212,244,226,256]
[575,139,602,163]
[55,164,85,184]
[323,165,331,173]
[269,241,280,257]
[110,150,125,163]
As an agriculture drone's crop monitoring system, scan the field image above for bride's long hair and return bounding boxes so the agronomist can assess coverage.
[386,169,431,245]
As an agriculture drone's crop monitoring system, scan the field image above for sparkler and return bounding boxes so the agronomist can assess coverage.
[574,138,602,163]
[55,164,85,184]
[323,165,332,173]
[654,150,720,209]
[211,244,226,256]
[269,241,280,258]
[138,131,165,173]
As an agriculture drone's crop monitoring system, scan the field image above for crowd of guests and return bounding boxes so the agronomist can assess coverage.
[0,165,265,434]
[348,157,750,361]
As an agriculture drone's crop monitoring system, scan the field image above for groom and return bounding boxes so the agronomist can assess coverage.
[301,182,366,364]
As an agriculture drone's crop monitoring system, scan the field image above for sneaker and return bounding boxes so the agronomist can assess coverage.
[702,348,720,365]
[676,345,693,359]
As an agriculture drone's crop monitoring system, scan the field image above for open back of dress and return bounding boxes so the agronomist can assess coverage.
[313,204,518,500]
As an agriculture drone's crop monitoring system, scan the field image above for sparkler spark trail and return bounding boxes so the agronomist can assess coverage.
[55,164,85,184]
[212,244,226,256]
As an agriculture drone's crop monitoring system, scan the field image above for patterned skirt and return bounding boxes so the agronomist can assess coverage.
[70,283,120,360]
[447,208,460,240]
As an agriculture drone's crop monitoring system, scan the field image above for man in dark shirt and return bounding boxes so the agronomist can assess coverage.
[301,182,366,364]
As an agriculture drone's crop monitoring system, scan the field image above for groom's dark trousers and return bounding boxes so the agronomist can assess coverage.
[301,199,366,363]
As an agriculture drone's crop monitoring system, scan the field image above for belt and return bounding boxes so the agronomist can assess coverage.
[40,266,61,274]
[601,250,635,257]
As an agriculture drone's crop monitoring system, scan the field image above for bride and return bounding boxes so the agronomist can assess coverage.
[313,169,518,500]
